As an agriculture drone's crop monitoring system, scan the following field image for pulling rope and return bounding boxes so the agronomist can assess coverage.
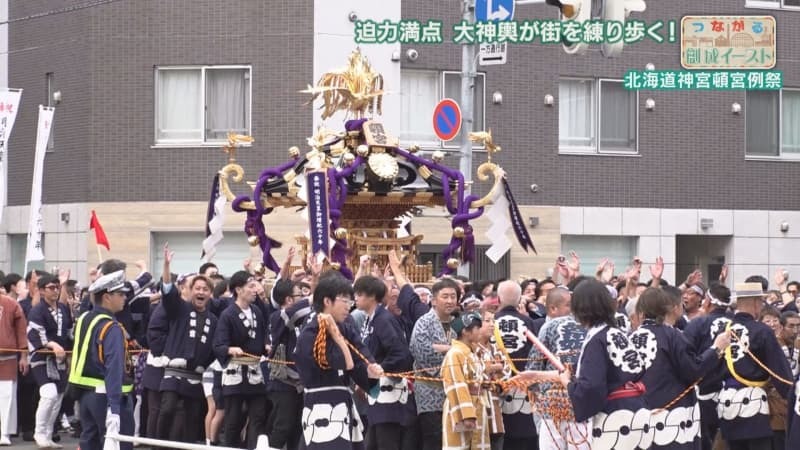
[729,331,794,386]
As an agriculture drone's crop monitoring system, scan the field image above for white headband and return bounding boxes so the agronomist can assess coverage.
[706,292,728,307]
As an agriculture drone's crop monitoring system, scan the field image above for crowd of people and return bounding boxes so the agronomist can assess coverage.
[1,248,800,450]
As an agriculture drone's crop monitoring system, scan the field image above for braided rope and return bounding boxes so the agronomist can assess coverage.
[729,332,794,386]
[313,315,330,370]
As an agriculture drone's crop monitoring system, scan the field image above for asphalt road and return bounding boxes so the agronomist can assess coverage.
[7,434,79,450]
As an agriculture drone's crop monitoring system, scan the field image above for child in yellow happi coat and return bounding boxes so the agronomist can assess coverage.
[441,311,490,450]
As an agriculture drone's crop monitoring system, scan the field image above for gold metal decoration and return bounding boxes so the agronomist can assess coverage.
[223,132,254,163]
[447,258,460,269]
[330,262,342,271]
[367,153,399,181]
[418,166,432,180]
[300,49,384,120]
[288,146,300,159]
[334,228,348,240]
[468,130,505,209]
[307,126,344,151]
[469,130,501,162]
[356,144,370,157]
[342,153,356,166]
[453,227,465,238]
[253,263,266,275]
[248,236,261,247]
[470,165,506,209]
[431,150,445,163]
[408,144,420,153]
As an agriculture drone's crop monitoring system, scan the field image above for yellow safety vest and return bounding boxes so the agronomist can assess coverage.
[68,312,133,393]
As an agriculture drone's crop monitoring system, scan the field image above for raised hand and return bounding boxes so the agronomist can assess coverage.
[370,263,382,278]
[624,265,640,282]
[649,257,664,280]
[383,262,392,280]
[162,243,174,283]
[58,268,71,285]
[556,255,570,282]
[134,260,147,273]
[601,260,615,284]
[307,254,324,278]
[595,258,609,277]
[685,269,703,287]
[388,249,401,270]
[568,251,580,276]
[774,268,788,288]
[719,264,728,285]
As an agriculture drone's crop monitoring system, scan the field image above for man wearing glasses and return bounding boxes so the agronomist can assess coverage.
[27,273,74,448]
[294,272,383,450]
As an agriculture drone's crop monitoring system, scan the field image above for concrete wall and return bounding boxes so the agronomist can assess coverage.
[561,206,800,286]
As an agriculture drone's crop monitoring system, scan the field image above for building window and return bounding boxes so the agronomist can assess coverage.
[9,234,45,274]
[745,0,800,9]
[746,89,800,158]
[560,235,637,275]
[400,70,485,149]
[559,78,638,155]
[155,66,251,145]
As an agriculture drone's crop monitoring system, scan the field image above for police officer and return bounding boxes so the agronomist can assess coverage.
[69,271,134,450]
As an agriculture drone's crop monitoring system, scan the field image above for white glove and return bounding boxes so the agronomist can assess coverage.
[103,411,121,450]
[105,411,121,436]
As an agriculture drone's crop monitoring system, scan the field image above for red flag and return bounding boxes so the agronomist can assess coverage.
[89,210,110,250]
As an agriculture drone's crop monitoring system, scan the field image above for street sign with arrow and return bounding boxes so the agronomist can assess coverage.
[475,0,515,22]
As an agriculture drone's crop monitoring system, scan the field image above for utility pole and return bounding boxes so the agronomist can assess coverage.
[458,0,476,278]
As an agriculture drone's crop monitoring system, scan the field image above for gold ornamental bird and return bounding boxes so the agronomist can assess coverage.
[469,130,501,161]
[223,132,255,161]
[300,49,384,120]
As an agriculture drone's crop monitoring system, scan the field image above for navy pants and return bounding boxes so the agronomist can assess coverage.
[79,391,134,450]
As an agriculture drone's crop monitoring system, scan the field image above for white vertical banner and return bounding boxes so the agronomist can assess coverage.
[0,88,23,224]
[25,105,54,270]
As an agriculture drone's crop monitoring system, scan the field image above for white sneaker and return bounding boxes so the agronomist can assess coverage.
[48,441,63,449]
[33,434,51,449]
[0,436,11,446]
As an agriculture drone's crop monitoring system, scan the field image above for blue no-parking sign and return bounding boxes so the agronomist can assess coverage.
[432,99,462,142]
